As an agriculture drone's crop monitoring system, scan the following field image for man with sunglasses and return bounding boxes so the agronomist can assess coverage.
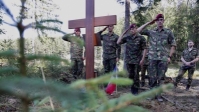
[136,14,176,101]
[117,23,147,95]
[98,25,121,75]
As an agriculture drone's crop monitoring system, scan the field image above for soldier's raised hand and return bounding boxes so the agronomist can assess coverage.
[149,19,156,25]
[102,26,108,32]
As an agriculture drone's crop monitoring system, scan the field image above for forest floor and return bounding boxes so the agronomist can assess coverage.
[108,78,199,112]
[1,67,199,112]
[1,80,199,112]
[107,67,199,112]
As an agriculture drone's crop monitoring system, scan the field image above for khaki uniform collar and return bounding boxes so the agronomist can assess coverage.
[108,32,115,36]
[188,47,194,51]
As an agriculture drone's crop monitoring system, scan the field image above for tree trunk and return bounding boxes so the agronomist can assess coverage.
[125,0,130,30]
[123,0,130,70]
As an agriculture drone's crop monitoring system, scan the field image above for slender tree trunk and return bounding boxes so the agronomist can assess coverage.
[125,0,130,30]
[32,38,35,54]
[123,0,130,70]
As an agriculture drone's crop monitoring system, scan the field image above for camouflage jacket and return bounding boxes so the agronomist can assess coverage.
[98,31,121,60]
[181,48,199,67]
[119,34,147,64]
[62,34,85,60]
[141,28,176,61]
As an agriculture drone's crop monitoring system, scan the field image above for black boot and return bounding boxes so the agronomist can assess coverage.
[140,81,145,87]
[173,82,177,88]
[155,95,163,102]
[186,85,190,91]
[131,86,138,95]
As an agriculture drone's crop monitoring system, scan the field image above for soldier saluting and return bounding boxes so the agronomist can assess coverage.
[62,28,85,79]
[97,25,121,75]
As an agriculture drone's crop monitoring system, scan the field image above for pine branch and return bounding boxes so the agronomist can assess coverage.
[97,84,174,112]
[0,66,19,74]
[0,50,18,58]
[26,54,70,65]
[70,71,130,89]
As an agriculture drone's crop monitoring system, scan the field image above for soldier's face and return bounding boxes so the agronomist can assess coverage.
[130,27,137,35]
[188,41,194,48]
[156,18,164,27]
[75,31,81,36]
[108,25,114,32]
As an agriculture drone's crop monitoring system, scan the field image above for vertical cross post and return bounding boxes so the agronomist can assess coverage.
[85,0,95,79]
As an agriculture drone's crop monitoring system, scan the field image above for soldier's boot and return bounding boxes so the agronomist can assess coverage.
[186,85,190,91]
[131,86,138,95]
[73,75,78,79]
[173,82,178,88]
[141,81,145,87]
[155,95,163,102]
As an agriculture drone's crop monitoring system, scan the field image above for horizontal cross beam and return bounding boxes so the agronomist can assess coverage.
[68,15,117,29]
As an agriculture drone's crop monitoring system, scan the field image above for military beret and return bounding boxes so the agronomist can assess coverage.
[156,14,164,20]
[130,23,136,28]
[74,27,81,32]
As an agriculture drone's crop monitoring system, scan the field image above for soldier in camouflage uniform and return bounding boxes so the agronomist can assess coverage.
[174,40,199,90]
[98,25,121,74]
[62,28,85,79]
[117,23,147,95]
[137,14,176,101]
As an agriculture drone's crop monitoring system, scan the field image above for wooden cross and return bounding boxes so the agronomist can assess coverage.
[68,0,117,79]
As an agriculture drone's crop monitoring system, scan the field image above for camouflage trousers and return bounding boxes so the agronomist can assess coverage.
[140,65,148,84]
[127,64,140,89]
[148,60,168,88]
[71,59,84,79]
[162,64,169,80]
[103,58,116,74]
[175,66,195,86]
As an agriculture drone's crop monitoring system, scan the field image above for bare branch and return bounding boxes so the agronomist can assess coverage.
[0,0,17,23]
[2,20,16,27]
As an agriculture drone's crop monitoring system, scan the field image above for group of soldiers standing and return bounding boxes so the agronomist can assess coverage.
[62,14,199,101]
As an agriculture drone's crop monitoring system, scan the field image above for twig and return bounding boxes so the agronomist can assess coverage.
[161,95,182,108]
[0,1,17,23]
[0,103,19,110]
[40,67,55,111]
[2,21,16,27]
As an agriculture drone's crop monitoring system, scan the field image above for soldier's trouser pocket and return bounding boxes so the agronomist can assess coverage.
[148,60,167,87]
